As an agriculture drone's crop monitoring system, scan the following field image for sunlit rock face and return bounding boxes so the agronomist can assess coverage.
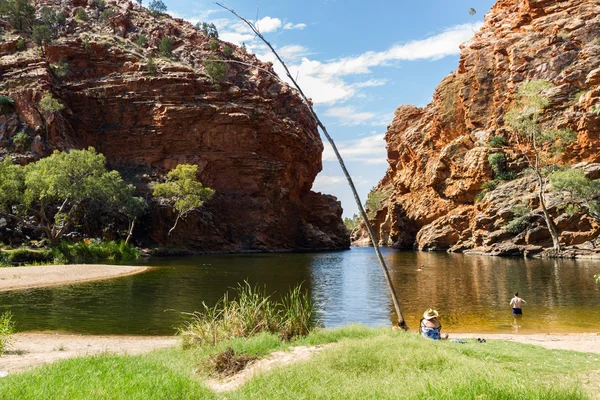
[0,0,349,252]
[353,0,600,255]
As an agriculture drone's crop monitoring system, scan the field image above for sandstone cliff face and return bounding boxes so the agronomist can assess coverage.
[354,0,600,255]
[0,0,349,251]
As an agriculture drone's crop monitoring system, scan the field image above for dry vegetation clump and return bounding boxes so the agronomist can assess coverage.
[211,347,257,377]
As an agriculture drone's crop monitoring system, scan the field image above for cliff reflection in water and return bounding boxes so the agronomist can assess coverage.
[1,247,599,335]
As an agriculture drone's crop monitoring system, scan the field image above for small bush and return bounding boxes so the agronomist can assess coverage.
[50,240,140,264]
[146,56,157,74]
[488,152,506,178]
[50,59,69,78]
[136,34,147,47]
[505,216,529,234]
[75,8,88,22]
[505,205,530,234]
[148,0,167,16]
[211,348,257,377]
[31,24,52,47]
[365,185,393,219]
[16,38,26,51]
[209,39,219,51]
[474,191,486,203]
[481,180,499,192]
[0,95,14,114]
[39,93,64,113]
[12,131,30,151]
[204,56,229,83]
[100,8,114,21]
[488,136,507,148]
[178,281,319,348]
[159,36,173,58]
[223,45,233,57]
[0,311,15,355]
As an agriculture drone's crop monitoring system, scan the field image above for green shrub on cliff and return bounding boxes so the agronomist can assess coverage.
[146,56,157,74]
[223,45,233,57]
[75,7,88,22]
[159,36,173,58]
[152,164,215,236]
[12,131,30,151]
[148,0,166,17]
[365,186,393,219]
[0,0,35,33]
[39,93,64,113]
[0,95,14,114]
[549,168,600,220]
[204,56,229,85]
[488,136,507,148]
[136,34,147,47]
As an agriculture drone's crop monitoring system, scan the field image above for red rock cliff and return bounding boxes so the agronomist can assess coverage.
[354,0,600,255]
[0,0,349,251]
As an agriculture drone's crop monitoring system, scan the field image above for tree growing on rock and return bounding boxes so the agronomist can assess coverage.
[152,164,215,237]
[148,0,166,17]
[159,36,173,58]
[549,168,600,221]
[0,0,35,33]
[504,80,577,252]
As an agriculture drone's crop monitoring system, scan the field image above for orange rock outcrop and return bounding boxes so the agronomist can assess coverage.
[0,0,349,251]
[354,0,600,255]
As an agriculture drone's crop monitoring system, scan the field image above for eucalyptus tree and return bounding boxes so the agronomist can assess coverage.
[152,164,215,237]
[0,148,144,243]
[504,80,577,253]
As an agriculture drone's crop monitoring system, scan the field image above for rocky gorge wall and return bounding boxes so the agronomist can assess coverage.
[0,0,349,252]
[354,0,600,256]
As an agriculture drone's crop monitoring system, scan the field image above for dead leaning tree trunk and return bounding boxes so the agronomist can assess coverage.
[216,3,409,330]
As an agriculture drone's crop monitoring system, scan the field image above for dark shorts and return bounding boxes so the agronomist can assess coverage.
[512,308,522,315]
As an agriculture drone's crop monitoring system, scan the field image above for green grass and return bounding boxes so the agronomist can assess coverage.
[179,281,319,347]
[0,240,140,266]
[1,326,598,399]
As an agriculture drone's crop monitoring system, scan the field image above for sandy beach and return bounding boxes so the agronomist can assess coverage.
[1,333,177,373]
[0,264,149,292]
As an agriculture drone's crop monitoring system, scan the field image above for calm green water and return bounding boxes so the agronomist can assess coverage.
[1,247,599,335]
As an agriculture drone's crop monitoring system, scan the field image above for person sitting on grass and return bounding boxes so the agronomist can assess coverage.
[420,308,449,340]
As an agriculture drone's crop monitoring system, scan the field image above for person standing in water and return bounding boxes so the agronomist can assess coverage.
[510,292,526,315]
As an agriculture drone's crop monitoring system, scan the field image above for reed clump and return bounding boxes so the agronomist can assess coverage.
[178,281,320,347]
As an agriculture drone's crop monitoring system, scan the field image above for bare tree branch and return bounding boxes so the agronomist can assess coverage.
[216,2,409,330]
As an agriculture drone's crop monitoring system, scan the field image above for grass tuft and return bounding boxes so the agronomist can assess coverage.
[179,281,319,347]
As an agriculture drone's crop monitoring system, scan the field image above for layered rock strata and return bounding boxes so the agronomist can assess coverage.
[0,0,349,251]
[354,0,600,256]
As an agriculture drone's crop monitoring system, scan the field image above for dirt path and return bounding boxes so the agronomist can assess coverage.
[0,333,178,374]
[451,332,600,354]
[0,264,149,292]
[205,345,331,392]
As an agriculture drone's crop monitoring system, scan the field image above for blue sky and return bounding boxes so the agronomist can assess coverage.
[164,0,497,218]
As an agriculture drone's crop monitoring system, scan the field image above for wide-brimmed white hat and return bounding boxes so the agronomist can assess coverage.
[423,308,439,320]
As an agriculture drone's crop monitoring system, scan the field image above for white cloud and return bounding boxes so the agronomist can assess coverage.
[312,174,369,193]
[324,107,376,126]
[314,175,346,187]
[278,45,310,62]
[322,134,387,165]
[256,16,282,33]
[284,22,307,30]
[257,22,481,105]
